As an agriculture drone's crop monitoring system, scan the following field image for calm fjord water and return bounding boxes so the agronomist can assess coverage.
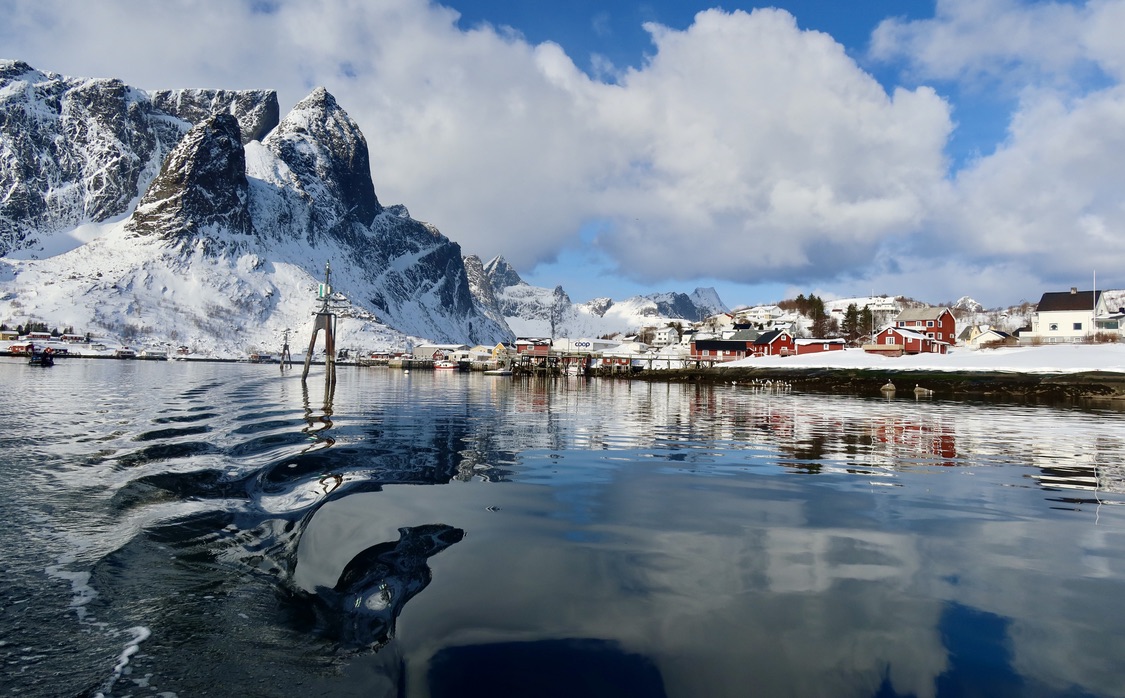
[1,359,1123,697]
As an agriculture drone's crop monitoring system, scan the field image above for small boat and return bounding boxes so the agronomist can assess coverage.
[483,368,512,376]
[434,360,460,370]
[28,352,54,367]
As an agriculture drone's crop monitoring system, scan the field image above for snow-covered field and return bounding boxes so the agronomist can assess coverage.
[724,344,1125,374]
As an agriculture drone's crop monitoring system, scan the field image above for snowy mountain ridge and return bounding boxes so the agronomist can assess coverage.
[0,62,511,356]
[480,255,729,338]
[0,61,743,355]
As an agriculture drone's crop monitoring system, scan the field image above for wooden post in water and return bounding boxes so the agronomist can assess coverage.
[302,262,337,382]
[280,328,293,370]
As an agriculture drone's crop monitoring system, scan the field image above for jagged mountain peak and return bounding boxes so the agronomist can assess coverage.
[265,87,381,226]
[126,113,251,246]
[483,255,525,292]
[0,59,43,82]
[1,66,514,352]
[0,62,282,258]
[954,296,984,313]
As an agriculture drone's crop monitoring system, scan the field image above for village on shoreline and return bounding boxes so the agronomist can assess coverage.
[6,286,1125,404]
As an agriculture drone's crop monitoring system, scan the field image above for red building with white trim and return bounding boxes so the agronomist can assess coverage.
[867,327,949,356]
[894,307,957,345]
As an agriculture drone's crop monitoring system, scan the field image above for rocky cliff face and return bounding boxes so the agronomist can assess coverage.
[0,62,513,350]
[127,113,252,245]
[150,89,279,144]
[0,59,278,258]
[262,88,381,238]
[463,254,509,336]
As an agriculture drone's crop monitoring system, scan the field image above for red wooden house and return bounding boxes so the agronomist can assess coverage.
[751,329,794,357]
[513,339,551,357]
[793,338,846,355]
[894,307,957,344]
[866,327,948,356]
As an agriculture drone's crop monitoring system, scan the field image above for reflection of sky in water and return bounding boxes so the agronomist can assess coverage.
[3,363,1124,697]
[313,372,1125,697]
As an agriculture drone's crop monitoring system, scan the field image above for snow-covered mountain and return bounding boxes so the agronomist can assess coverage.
[478,255,728,338]
[0,61,511,355]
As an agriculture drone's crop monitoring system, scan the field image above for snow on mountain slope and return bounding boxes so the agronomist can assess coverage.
[479,254,728,338]
[0,64,512,355]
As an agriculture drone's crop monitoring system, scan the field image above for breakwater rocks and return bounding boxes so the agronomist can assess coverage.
[636,367,1125,403]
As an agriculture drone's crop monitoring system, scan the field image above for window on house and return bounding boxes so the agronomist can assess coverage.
[1074,322,1083,331]
[927,333,934,339]
[823,344,829,350]
[927,320,934,327]
[1049,323,1059,331]
[885,336,894,345]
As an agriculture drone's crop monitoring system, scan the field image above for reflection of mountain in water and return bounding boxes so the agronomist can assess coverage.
[102,373,480,664]
[287,523,464,649]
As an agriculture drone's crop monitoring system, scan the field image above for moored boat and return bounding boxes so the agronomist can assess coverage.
[28,351,54,366]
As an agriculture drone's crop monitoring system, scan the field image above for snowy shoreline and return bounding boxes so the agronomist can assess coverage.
[643,345,1125,401]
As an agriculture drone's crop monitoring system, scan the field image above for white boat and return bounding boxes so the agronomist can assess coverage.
[114,347,137,359]
[434,360,459,370]
[138,348,169,360]
[483,368,512,376]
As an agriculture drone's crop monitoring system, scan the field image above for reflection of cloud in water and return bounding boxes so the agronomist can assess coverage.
[394,487,950,698]
[763,528,920,593]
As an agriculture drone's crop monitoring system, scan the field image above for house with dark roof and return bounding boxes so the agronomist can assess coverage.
[690,329,760,362]
[1024,288,1108,343]
[750,328,794,357]
[893,307,957,345]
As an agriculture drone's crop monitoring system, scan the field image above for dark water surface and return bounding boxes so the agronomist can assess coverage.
[1,360,1123,697]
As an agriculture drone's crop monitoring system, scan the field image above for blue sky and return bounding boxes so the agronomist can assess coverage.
[3,0,1124,309]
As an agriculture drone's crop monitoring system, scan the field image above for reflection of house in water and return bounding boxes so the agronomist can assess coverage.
[869,417,958,466]
[1029,436,1125,505]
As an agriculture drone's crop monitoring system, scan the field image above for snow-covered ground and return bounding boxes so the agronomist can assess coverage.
[724,344,1125,374]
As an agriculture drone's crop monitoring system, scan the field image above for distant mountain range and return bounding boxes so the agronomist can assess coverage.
[0,61,733,356]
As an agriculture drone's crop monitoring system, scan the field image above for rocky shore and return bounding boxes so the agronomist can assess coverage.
[636,366,1125,403]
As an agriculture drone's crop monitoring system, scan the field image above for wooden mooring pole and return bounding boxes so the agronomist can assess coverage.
[302,262,337,382]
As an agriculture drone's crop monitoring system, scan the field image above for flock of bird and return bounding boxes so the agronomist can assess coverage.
[730,378,793,392]
[727,378,935,397]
